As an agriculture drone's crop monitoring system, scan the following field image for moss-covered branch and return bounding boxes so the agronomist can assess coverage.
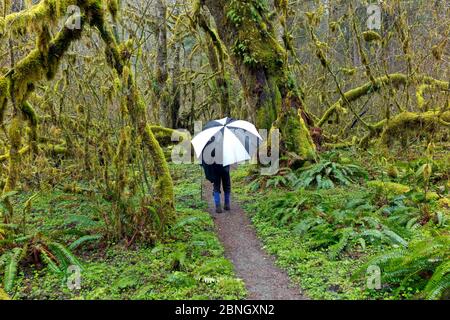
[90,9,175,227]
[1,1,175,231]
[150,126,189,146]
[379,111,450,147]
[318,74,449,127]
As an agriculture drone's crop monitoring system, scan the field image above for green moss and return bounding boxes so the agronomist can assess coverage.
[150,126,189,146]
[277,109,317,162]
[416,84,427,110]
[318,74,449,127]
[340,67,356,76]
[21,101,38,126]
[0,77,8,125]
[367,181,411,194]
[0,287,9,300]
[144,124,175,228]
[379,111,450,146]
[21,101,39,153]
[3,0,76,37]
[41,142,68,156]
[255,78,279,129]
[3,117,22,195]
[107,0,119,19]
[227,0,285,73]
[362,30,382,42]
[432,39,447,60]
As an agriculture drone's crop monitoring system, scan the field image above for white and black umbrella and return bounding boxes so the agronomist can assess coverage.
[191,117,262,167]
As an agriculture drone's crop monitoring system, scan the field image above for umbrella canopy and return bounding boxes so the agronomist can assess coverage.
[191,117,262,167]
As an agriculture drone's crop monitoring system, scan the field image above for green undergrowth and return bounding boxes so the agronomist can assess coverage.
[232,148,449,300]
[5,164,246,300]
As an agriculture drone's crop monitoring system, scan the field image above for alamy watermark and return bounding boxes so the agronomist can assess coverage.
[367,2,382,30]
[67,265,81,290]
[366,265,381,290]
[64,5,82,30]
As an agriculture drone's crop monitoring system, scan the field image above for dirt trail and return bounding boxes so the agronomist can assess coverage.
[203,181,307,300]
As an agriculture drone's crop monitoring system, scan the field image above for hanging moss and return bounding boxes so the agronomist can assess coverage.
[9,16,84,105]
[416,84,428,110]
[21,101,39,153]
[0,77,8,125]
[432,39,448,61]
[2,0,77,37]
[88,5,175,227]
[362,30,382,42]
[3,117,22,195]
[21,101,38,126]
[107,0,119,19]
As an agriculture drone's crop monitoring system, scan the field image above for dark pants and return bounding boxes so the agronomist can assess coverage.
[213,169,231,194]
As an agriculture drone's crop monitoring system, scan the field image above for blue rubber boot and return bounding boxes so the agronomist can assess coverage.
[224,192,231,211]
[213,191,222,213]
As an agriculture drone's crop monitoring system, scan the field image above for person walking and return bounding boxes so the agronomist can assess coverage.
[191,117,262,214]
[202,161,231,213]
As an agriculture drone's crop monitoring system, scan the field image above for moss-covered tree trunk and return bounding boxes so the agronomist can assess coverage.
[0,0,175,230]
[196,11,232,118]
[203,0,317,161]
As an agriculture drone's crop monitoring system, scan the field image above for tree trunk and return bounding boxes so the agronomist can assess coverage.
[156,0,170,127]
[203,0,317,162]
[171,42,182,128]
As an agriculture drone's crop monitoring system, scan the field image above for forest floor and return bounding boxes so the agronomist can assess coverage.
[203,181,306,300]
[10,165,247,300]
[4,146,449,300]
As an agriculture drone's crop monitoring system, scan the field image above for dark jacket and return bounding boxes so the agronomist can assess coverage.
[202,163,230,183]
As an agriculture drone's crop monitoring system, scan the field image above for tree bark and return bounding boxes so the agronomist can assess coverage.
[171,42,182,127]
[202,0,317,162]
[156,0,170,127]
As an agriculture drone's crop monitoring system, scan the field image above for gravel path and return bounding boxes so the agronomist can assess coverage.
[203,181,307,300]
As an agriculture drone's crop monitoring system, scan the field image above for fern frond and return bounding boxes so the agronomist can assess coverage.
[3,247,23,292]
[424,261,450,300]
[48,242,83,271]
[69,234,102,250]
[38,246,64,274]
